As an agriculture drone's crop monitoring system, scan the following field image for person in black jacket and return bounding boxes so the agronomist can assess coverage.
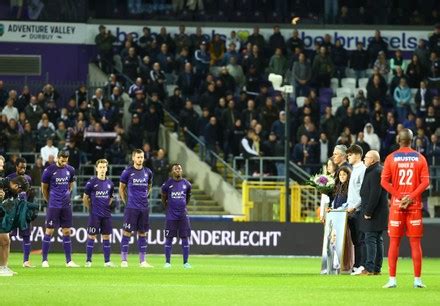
[359,150,388,275]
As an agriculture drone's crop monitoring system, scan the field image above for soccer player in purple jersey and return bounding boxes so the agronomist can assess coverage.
[83,159,115,268]
[161,163,192,269]
[119,149,154,268]
[41,150,80,268]
[6,157,35,268]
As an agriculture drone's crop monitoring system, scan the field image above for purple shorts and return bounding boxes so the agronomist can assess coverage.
[87,214,112,235]
[165,217,191,238]
[123,208,149,233]
[45,207,72,229]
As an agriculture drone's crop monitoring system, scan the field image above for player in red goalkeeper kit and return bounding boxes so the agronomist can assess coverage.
[381,129,430,288]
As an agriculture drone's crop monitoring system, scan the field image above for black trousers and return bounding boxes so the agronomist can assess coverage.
[347,211,366,268]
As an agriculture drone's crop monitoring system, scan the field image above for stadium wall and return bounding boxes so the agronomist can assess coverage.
[10,216,440,257]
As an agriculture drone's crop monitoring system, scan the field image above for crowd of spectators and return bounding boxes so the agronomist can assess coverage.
[1,23,440,183]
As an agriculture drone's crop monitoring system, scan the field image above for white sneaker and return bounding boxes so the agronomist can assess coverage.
[164,263,171,268]
[42,261,50,268]
[350,266,365,275]
[139,261,154,268]
[383,281,397,288]
[66,261,80,268]
[0,266,13,277]
[104,262,116,268]
[85,261,92,268]
[23,261,35,268]
[121,261,128,268]
[414,281,426,288]
[183,263,192,269]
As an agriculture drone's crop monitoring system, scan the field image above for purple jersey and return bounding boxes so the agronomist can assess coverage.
[120,166,153,209]
[84,177,114,218]
[161,178,192,220]
[41,164,75,208]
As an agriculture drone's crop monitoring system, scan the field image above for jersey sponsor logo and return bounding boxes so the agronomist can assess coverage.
[132,178,147,185]
[95,190,110,198]
[390,220,401,227]
[393,152,420,162]
[170,191,186,199]
[410,219,422,226]
[55,177,69,184]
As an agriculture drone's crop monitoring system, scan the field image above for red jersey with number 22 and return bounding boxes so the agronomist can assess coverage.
[381,147,430,210]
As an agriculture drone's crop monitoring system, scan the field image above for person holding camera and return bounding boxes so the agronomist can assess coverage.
[0,175,32,277]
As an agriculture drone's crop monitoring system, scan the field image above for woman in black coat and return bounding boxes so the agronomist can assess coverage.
[359,151,389,275]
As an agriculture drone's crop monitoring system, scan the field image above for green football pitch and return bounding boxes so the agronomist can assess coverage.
[1,253,439,306]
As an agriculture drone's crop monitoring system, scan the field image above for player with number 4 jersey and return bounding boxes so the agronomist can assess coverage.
[381,129,430,289]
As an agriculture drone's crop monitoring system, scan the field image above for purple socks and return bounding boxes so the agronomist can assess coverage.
[121,235,130,261]
[86,238,95,262]
[42,234,51,262]
[63,236,72,263]
[182,238,190,264]
[22,235,31,262]
[165,238,173,263]
[103,239,111,263]
[138,236,147,263]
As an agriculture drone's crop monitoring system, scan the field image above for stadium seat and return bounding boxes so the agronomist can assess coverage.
[331,97,343,114]
[319,87,333,98]
[341,78,356,91]
[336,87,353,97]
[358,78,369,88]
[167,84,177,97]
[296,96,306,108]
[330,78,339,90]
[366,69,374,77]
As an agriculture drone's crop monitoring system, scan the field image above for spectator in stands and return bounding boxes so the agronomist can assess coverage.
[367,30,388,67]
[95,25,116,73]
[415,80,432,117]
[20,122,36,153]
[176,62,196,100]
[373,51,390,78]
[16,85,30,113]
[335,97,350,123]
[363,123,381,152]
[268,25,286,53]
[335,5,352,24]
[226,56,245,90]
[352,89,368,110]
[209,34,225,66]
[152,148,169,187]
[108,135,127,164]
[286,30,304,55]
[203,116,221,169]
[427,134,440,167]
[138,27,154,57]
[428,23,440,55]
[175,47,191,74]
[41,84,59,105]
[129,91,147,116]
[190,27,206,52]
[180,100,199,150]
[291,52,312,97]
[268,48,288,76]
[367,74,387,109]
[355,132,371,158]
[127,114,144,150]
[406,55,425,89]
[414,39,431,72]
[312,46,334,88]
[353,104,370,135]
[390,49,406,75]
[128,77,145,99]
[246,45,265,77]
[122,47,141,81]
[40,138,58,165]
[166,87,184,122]
[293,134,311,166]
[149,62,167,100]
[194,41,210,83]
[247,26,265,49]
[428,51,440,88]
[240,129,260,174]
[4,118,20,153]
[55,121,67,150]
[0,80,8,108]
[320,106,340,149]
[143,104,161,150]
[331,39,348,84]
[219,67,236,94]
[174,25,191,54]
[241,99,258,130]
[393,78,413,123]
[37,117,55,149]
[109,86,124,114]
[142,143,153,169]
[156,27,174,51]
[425,106,438,136]
[1,98,19,122]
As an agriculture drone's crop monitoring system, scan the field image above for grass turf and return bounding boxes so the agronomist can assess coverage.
[1,253,439,305]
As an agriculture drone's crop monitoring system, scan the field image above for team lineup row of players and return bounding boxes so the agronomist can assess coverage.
[32,148,190,267]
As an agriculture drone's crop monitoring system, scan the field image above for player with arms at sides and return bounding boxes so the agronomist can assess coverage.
[381,129,430,288]
[161,163,192,269]
[119,149,154,268]
[83,159,115,267]
[41,151,79,268]
[6,157,35,268]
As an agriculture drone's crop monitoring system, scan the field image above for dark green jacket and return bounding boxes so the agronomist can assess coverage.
[0,198,39,233]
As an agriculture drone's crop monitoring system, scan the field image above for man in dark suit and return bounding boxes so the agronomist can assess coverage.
[359,150,389,275]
